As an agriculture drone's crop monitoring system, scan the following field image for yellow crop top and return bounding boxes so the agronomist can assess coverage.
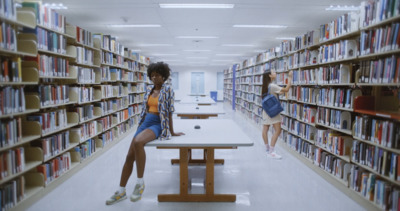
[148,95,159,113]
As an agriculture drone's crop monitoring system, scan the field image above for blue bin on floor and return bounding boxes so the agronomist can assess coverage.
[210,91,217,102]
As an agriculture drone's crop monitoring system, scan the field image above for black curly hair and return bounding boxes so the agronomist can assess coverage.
[147,62,170,82]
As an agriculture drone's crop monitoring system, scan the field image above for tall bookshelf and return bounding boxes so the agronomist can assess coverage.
[223,1,400,210]
[0,1,148,210]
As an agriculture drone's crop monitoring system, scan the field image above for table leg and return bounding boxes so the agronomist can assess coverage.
[158,147,236,202]
[171,149,224,165]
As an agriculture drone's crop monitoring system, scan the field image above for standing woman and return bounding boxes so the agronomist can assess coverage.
[106,62,184,205]
[261,70,292,159]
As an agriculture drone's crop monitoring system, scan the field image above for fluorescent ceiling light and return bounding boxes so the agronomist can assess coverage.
[43,3,68,9]
[159,4,234,9]
[137,44,173,47]
[276,37,295,40]
[130,49,142,52]
[325,5,360,11]
[187,57,208,59]
[108,24,161,28]
[183,50,212,52]
[222,44,255,47]
[176,36,219,39]
[233,25,287,28]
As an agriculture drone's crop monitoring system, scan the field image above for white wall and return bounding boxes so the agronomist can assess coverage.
[170,66,225,101]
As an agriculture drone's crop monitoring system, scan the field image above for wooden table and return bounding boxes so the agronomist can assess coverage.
[146,119,253,202]
[179,96,216,106]
[174,105,225,119]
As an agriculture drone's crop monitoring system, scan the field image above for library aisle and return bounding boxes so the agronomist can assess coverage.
[26,103,363,211]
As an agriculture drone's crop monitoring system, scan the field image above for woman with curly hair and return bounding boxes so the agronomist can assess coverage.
[106,62,184,205]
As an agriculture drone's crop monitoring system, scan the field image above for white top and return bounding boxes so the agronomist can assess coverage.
[179,96,216,104]
[268,84,282,98]
[146,119,253,147]
[174,104,225,115]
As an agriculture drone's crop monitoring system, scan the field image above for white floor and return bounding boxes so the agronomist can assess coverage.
[26,103,365,211]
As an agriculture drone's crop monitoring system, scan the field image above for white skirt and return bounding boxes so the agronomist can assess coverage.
[262,110,282,125]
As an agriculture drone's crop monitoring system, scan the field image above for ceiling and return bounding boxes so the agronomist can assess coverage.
[41,0,363,71]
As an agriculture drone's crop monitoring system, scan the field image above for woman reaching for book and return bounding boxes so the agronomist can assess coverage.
[106,62,184,205]
[262,69,292,159]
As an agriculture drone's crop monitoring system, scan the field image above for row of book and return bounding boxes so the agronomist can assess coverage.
[360,22,400,56]
[70,86,98,104]
[93,34,124,56]
[284,132,314,160]
[354,115,400,149]
[32,85,70,107]
[26,108,68,135]
[293,30,319,51]
[0,0,16,20]
[27,54,69,77]
[319,11,359,42]
[71,121,99,142]
[351,168,400,210]
[0,117,21,148]
[0,57,21,83]
[128,93,144,105]
[0,147,25,180]
[25,27,67,54]
[0,22,16,52]
[110,68,134,82]
[0,87,25,116]
[75,26,93,47]
[318,40,358,63]
[94,98,127,117]
[74,138,95,161]
[75,104,97,123]
[282,129,400,210]
[316,129,352,156]
[30,131,70,161]
[360,0,400,27]
[0,176,24,211]
[282,116,316,142]
[75,47,94,65]
[22,2,66,33]
[317,88,353,109]
[36,152,71,185]
[314,148,349,180]
[352,140,399,180]
[77,67,98,84]
[275,65,352,86]
[288,86,318,104]
[359,55,400,84]
[290,68,317,85]
[282,102,317,124]
[317,108,352,132]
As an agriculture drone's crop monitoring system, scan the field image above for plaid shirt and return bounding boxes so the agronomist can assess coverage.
[138,83,175,140]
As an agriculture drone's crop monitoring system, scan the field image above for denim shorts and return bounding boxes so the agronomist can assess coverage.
[134,113,161,138]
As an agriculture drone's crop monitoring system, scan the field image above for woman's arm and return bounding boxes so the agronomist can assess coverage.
[169,112,184,136]
[279,71,293,93]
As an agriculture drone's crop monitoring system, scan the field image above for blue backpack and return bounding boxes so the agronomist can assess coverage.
[262,84,283,118]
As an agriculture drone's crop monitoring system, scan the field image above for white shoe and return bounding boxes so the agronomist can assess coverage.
[130,183,145,202]
[267,151,282,159]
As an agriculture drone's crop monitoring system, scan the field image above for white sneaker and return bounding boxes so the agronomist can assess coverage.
[130,183,145,202]
[267,151,282,159]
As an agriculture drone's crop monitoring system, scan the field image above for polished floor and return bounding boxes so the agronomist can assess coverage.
[26,103,364,211]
